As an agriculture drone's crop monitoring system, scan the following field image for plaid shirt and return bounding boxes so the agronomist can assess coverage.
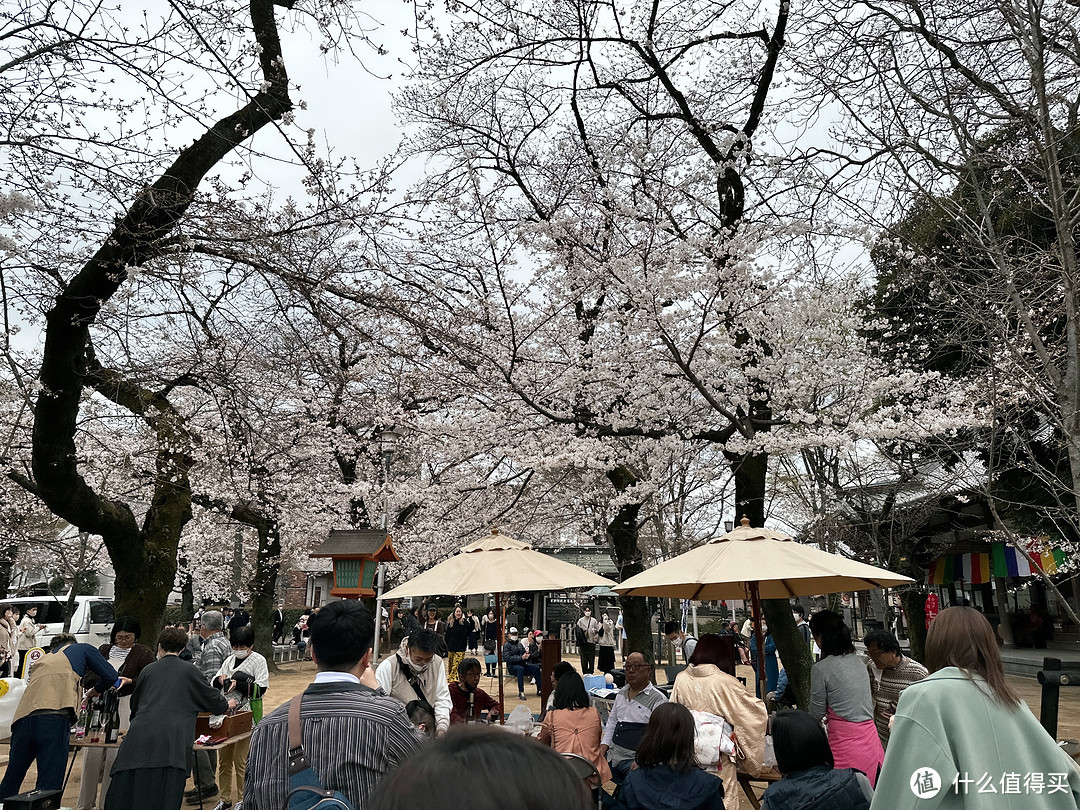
[198,631,231,683]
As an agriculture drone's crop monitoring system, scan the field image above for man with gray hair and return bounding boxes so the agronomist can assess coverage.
[186,609,232,806]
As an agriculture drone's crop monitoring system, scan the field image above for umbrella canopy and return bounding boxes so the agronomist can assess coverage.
[381,529,615,723]
[382,530,616,599]
[613,519,913,600]
[614,518,913,696]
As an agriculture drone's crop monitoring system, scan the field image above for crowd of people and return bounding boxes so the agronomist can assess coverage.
[0,602,47,678]
[1,600,1078,809]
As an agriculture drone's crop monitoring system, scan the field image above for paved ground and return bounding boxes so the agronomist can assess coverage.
[3,653,1080,809]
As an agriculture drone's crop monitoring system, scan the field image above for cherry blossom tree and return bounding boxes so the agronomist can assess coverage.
[0,0,391,635]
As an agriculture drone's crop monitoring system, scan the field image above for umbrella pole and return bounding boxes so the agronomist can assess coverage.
[497,592,506,725]
[750,582,766,699]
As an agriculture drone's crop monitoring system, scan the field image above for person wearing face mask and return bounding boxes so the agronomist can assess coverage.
[376,628,452,737]
[449,657,501,724]
[208,625,269,810]
[502,627,542,702]
[76,616,156,810]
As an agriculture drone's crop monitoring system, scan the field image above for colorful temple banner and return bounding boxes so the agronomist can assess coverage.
[928,540,1068,585]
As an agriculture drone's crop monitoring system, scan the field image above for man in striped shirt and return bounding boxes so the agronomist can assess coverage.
[864,629,928,750]
[243,600,421,809]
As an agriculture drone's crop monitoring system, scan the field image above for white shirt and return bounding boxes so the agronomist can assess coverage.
[314,671,360,685]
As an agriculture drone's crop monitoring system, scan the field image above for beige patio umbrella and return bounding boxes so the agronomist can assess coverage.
[614,518,914,692]
[382,529,616,718]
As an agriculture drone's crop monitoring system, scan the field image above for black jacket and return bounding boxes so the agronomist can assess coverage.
[502,640,527,667]
[614,765,724,810]
[111,654,229,774]
[761,766,871,810]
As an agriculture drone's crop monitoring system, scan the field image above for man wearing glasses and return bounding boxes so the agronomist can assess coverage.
[864,628,927,750]
[598,652,667,784]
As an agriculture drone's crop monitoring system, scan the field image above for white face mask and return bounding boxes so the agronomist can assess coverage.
[409,657,430,673]
[233,649,250,660]
[509,635,519,642]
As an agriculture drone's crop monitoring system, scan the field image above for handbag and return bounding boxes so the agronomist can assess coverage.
[483,639,497,654]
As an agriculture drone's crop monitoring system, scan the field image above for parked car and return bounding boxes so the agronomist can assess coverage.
[4,596,114,649]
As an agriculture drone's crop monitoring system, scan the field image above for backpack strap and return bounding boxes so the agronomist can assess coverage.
[288,696,310,776]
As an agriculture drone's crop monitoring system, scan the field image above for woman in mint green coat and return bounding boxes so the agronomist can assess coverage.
[871,606,1080,809]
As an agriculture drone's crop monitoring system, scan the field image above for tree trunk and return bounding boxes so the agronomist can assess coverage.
[0,545,16,599]
[725,446,813,704]
[607,466,653,670]
[250,520,283,673]
[180,567,195,622]
[899,589,927,664]
[21,0,294,657]
[111,520,181,639]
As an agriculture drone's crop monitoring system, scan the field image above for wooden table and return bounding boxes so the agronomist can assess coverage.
[735,764,781,810]
[63,730,255,810]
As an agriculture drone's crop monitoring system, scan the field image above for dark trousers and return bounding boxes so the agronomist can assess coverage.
[507,663,542,694]
[187,747,217,791]
[106,766,186,810]
[597,645,616,673]
[579,642,596,674]
[0,714,71,799]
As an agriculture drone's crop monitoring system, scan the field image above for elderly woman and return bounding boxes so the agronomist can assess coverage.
[808,610,883,787]
[670,633,768,810]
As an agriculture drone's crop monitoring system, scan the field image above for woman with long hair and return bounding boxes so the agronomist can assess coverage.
[761,710,872,810]
[807,610,884,787]
[539,670,611,798]
[670,633,768,810]
[482,609,499,676]
[871,606,1080,808]
[443,605,471,684]
[612,702,724,810]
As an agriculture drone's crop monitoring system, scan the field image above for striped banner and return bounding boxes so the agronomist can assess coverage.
[929,540,1068,585]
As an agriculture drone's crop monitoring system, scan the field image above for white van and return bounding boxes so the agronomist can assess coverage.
[4,596,114,649]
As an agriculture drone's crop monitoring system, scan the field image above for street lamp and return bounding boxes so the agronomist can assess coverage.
[372,427,400,661]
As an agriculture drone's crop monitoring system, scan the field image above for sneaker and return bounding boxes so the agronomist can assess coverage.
[518,692,526,700]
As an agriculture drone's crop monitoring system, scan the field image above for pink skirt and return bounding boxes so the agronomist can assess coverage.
[826,707,884,787]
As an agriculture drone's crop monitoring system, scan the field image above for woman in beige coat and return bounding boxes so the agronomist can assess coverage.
[670,633,769,810]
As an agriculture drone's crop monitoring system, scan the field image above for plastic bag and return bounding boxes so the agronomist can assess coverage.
[0,678,27,742]
[504,705,534,734]
[763,734,776,769]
